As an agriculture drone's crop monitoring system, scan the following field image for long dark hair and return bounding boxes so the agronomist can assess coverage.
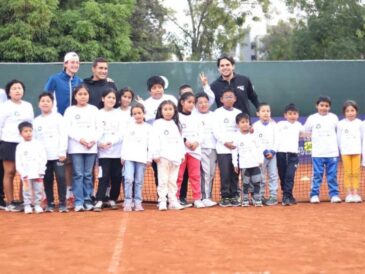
[99,88,118,109]
[177,92,195,113]
[71,84,90,105]
[155,100,180,131]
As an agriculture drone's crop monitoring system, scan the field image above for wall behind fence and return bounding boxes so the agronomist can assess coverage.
[0,60,364,116]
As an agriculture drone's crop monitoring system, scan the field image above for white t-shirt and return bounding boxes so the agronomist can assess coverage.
[194,111,216,149]
[232,131,263,169]
[0,89,7,103]
[276,120,304,153]
[253,120,278,152]
[179,112,202,160]
[337,118,362,155]
[304,112,339,157]
[212,107,241,154]
[143,94,177,124]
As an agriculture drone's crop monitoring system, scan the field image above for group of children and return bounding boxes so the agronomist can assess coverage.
[0,76,364,214]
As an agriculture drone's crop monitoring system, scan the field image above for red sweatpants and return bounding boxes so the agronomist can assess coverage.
[176,153,202,200]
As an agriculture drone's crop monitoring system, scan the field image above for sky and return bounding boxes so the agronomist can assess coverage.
[163,0,292,39]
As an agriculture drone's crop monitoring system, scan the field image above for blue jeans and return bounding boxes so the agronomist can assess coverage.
[124,160,146,205]
[311,157,339,198]
[71,154,96,207]
[261,155,279,198]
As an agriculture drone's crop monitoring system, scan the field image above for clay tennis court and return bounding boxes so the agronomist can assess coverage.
[1,162,365,273]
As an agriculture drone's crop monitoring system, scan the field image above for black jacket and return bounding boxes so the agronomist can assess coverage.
[83,76,118,108]
[210,73,259,116]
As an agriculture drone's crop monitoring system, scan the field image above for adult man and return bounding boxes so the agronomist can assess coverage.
[44,52,83,115]
[202,54,259,115]
[83,57,118,108]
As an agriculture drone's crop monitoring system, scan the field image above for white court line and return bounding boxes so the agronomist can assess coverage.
[108,215,129,273]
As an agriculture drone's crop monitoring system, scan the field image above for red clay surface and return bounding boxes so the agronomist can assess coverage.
[1,203,364,274]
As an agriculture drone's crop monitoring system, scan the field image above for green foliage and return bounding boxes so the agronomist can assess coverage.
[167,0,269,60]
[262,0,365,60]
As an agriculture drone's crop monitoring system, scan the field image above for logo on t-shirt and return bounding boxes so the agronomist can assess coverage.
[182,123,186,128]
[164,130,169,135]
[224,118,229,123]
[14,111,20,116]
[259,133,263,138]
[315,124,321,129]
[344,129,349,134]
[102,121,106,126]
[240,142,244,147]
[38,126,42,131]
[75,114,80,120]
[24,151,28,156]
[130,130,135,136]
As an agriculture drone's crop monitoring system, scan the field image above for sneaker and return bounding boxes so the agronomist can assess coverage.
[24,205,33,214]
[84,201,94,211]
[179,198,193,208]
[265,196,278,206]
[34,205,44,214]
[330,196,341,203]
[59,204,69,213]
[352,194,362,203]
[230,197,240,207]
[134,203,144,211]
[45,204,55,213]
[74,205,84,212]
[345,194,354,203]
[282,196,291,206]
[241,198,250,207]
[261,196,268,205]
[94,201,103,212]
[202,199,217,207]
[254,200,263,207]
[158,202,167,211]
[193,200,205,208]
[289,196,297,205]
[109,200,118,210]
[168,201,184,210]
[5,203,22,212]
[310,195,320,204]
[219,198,232,207]
[0,199,6,210]
[123,204,133,212]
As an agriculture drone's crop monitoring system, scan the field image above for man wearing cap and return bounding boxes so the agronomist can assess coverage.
[83,57,118,108]
[44,52,83,115]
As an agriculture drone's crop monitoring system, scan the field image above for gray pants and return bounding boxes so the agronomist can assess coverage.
[23,178,44,206]
[200,148,217,199]
[241,167,262,201]
[261,156,279,198]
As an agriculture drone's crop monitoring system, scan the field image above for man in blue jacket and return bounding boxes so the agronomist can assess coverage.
[44,52,83,115]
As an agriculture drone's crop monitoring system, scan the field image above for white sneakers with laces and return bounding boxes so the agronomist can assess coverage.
[202,199,217,207]
[310,195,320,204]
[330,196,341,203]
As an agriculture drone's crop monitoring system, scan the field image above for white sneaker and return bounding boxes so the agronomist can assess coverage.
[158,202,167,211]
[74,205,84,212]
[168,201,184,210]
[94,201,103,212]
[109,200,118,210]
[352,194,362,203]
[34,205,44,214]
[345,194,353,203]
[310,195,320,204]
[330,195,341,203]
[194,200,206,208]
[202,198,217,207]
[24,205,33,214]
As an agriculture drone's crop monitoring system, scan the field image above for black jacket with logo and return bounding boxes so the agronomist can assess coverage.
[210,73,259,116]
[83,76,118,108]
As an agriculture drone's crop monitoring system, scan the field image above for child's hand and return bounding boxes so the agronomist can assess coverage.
[199,72,209,86]
[135,95,144,103]
[87,141,96,149]
[80,138,88,147]
[59,156,66,162]
[234,167,239,174]
[224,142,236,150]
[190,142,199,151]
[153,157,160,163]
[121,159,125,165]
[265,153,273,159]
[249,126,254,134]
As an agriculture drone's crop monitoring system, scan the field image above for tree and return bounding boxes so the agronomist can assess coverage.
[0,0,59,62]
[167,0,270,61]
[287,0,365,59]
[126,0,170,61]
[260,20,295,60]
[51,0,135,61]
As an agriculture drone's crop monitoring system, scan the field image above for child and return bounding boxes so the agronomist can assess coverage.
[64,84,99,212]
[93,89,123,212]
[304,96,341,203]
[194,92,217,207]
[337,100,362,203]
[143,76,177,187]
[121,103,152,211]
[150,100,185,211]
[176,92,205,208]
[232,113,263,207]
[0,80,34,212]
[276,104,305,206]
[15,122,47,214]
[33,92,68,213]
[213,89,241,207]
[117,87,134,124]
[253,103,279,206]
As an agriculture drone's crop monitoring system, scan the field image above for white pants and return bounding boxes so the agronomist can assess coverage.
[157,158,180,204]
[23,178,44,206]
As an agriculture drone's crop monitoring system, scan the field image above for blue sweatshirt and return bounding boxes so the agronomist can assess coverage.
[44,71,82,115]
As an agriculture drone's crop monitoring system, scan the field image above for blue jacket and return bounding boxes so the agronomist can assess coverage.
[44,71,82,115]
